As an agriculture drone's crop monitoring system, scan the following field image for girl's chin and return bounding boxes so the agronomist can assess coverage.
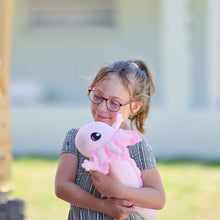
[95,116,113,125]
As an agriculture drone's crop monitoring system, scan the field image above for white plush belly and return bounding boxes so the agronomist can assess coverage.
[110,159,141,188]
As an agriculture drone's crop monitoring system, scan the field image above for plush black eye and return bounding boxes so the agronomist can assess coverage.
[91,132,101,141]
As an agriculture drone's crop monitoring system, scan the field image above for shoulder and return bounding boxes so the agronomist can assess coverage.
[63,128,79,144]
[128,136,152,153]
[138,138,154,154]
[61,128,79,155]
[66,128,79,138]
[128,137,157,170]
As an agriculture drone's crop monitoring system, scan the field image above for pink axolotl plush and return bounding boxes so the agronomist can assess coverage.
[75,114,157,220]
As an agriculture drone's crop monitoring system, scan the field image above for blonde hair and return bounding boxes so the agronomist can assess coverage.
[89,59,155,134]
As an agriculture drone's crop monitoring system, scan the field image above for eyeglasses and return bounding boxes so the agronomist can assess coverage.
[88,89,134,112]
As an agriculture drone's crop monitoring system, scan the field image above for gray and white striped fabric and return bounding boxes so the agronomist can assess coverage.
[61,128,156,220]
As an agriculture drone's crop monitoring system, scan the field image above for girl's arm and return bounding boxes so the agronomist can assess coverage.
[91,167,166,210]
[55,153,136,219]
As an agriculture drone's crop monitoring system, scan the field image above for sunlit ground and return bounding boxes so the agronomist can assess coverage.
[8,157,220,220]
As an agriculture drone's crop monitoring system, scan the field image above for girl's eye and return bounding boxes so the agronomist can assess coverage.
[109,99,120,106]
[94,94,102,99]
[92,93,102,101]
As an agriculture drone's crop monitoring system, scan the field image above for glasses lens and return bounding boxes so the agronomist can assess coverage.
[89,90,102,104]
[107,99,120,112]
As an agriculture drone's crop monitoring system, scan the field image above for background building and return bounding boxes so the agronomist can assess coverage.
[8,0,220,160]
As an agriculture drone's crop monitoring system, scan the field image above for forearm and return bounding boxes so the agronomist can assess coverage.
[116,167,166,210]
[55,180,105,213]
[117,167,166,210]
[55,153,106,213]
[55,180,136,219]
[55,153,136,218]
[118,185,165,210]
[91,167,166,210]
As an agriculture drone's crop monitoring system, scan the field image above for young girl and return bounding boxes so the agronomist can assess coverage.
[55,59,166,220]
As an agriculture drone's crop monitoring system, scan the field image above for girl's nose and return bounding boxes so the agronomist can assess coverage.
[97,100,108,112]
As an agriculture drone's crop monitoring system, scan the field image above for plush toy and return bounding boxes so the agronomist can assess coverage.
[75,114,157,220]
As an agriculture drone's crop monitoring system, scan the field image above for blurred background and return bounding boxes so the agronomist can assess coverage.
[1,0,220,219]
[6,0,220,159]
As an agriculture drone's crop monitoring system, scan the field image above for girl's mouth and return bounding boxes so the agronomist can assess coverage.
[97,114,111,120]
[97,114,107,118]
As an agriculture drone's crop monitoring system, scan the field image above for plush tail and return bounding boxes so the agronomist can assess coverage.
[135,207,157,220]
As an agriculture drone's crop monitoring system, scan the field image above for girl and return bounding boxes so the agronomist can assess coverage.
[55,60,166,220]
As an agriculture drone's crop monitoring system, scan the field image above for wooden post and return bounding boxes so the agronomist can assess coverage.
[0,0,14,193]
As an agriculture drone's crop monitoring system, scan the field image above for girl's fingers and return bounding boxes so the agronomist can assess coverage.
[120,200,133,207]
[90,170,103,179]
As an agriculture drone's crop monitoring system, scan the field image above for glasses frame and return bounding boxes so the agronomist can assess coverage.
[88,89,134,112]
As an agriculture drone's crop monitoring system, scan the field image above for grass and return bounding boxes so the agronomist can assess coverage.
[6,157,220,220]
[157,160,220,220]
[9,157,69,220]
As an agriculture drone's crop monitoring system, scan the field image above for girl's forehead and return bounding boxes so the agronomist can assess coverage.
[95,75,131,99]
[96,75,123,88]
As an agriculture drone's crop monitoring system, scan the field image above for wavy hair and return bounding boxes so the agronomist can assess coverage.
[89,59,155,134]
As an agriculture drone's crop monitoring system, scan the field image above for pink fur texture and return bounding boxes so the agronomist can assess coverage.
[75,114,157,220]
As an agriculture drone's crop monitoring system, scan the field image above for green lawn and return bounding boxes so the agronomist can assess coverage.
[157,160,220,220]
[8,157,220,220]
[10,157,69,220]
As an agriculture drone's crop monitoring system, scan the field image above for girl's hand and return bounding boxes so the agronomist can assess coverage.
[90,170,124,198]
[102,197,135,219]
[91,171,136,219]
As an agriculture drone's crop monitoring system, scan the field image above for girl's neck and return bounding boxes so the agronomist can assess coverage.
[120,122,130,130]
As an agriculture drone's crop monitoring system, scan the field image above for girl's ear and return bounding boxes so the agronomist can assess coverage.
[131,101,143,114]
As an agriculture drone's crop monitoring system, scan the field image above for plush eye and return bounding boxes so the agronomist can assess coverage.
[91,132,101,141]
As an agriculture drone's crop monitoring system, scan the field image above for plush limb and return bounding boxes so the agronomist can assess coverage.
[91,167,166,210]
[82,159,97,171]
[55,153,135,219]
[108,142,122,154]
[96,147,108,165]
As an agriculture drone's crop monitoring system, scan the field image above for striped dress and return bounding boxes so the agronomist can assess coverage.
[61,128,157,220]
